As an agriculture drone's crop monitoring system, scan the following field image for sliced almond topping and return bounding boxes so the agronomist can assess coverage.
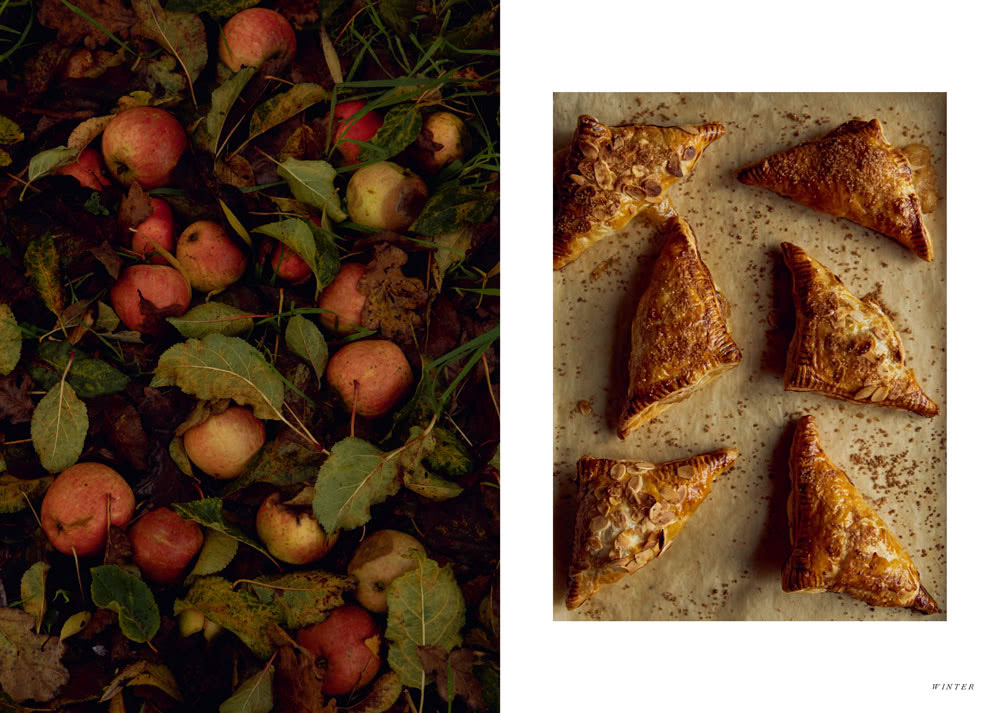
[610,463,627,481]
[627,474,643,492]
[589,515,610,533]
[594,161,614,190]
[569,173,586,185]
[648,502,677,526]
[586,536,603,553]
[631,164,647,178]
[854,384,877,400]
[660,485,684,503]
[871,386,889,403]
[578,139,599,159]
[633,462,656,472]
[634,549,654,567]
[614,530,632,552]
[676,464,695,480]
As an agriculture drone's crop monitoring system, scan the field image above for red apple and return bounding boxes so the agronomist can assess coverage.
[332,101,383,165]
[183,405,266,480]
[40,463,135,557]
[270,243,312,284]
[218,8,297,74]
[176,220,247,293]
[110,264,191,335]
[256,492,337,565]
[53,148,111,191]
[297,605,381,696]
[130,198,175,262]
[128,507,204,584]
[317,263,367,333]
[101,107,187,189]
[325,340,413,418]
[346,161,428,231]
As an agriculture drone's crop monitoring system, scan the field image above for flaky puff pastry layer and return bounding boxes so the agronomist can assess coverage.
[618,207,742,439]
[566,448,738,610]
[738,119,933,261]
[783,416,939,614]
[554,115,725,270]
[782,242,937,417]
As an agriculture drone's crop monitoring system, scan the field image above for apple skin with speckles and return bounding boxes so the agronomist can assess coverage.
[40,463,135,557]
[128,507,204,583]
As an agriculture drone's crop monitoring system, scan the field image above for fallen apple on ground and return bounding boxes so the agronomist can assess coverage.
[256,492,337,565]
[128,507,204,584]
[412,111,467,174]
[218,7,297,74]
[101,107,186,189]
[40,462,135,556]
[110,264,191,335]
[347,529,425,613]
[332,101,383,164]
[326,340,414,418]
[182,405,266,479]
[176,220,247,293]
[346,161,429,231]
[177,607,222,641]
[53,148,111,191]
[317,262,367,333]
[296,605,382,696]
[128,197,175,261]
[269,243,312,284]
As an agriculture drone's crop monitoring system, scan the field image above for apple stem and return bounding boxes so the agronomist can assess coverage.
[71,547,84,601]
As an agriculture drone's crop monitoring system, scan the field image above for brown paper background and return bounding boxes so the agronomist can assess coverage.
[552,92,946,621]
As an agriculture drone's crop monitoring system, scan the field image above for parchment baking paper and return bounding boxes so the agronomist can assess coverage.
[553,92,946,621]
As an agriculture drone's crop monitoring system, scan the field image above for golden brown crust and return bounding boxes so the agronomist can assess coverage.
[782,416,939,614]
[554,115,725,270]
[617,210,742,439]
[782,242,938,417]
[566,448,738,610]
[738,119,933,261]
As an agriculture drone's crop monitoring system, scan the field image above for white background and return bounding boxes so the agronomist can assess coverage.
[500,0,1000,710]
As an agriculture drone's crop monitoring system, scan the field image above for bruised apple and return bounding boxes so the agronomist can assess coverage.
[176,221,247,292]
[53,148,111,191]
[317,263,367,333]
[347,530,424,613]
[129,197,175,261]
[256,492,337,565]
[332,101,383,165]
[101,107,186,189]
[110,264,191,335]
[297,605,381,696]
[412,111,467,174]
[40,463,135,556]
[325,340,413,418]
[128,507,204,584]
[218,8,297,74]
[183,405,265,479]
[346,162,428,231]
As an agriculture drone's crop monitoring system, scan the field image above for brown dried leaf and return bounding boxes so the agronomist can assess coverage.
[0,608,69,703]
[216,155,255,189]
[90,241,123,280]
[0,372,34,424]
[271,643,331,713]
[352,671,403,713]
[358,244,428,341]
[119,182,154,229]
[415,646,484,710]
[37,0,136,49]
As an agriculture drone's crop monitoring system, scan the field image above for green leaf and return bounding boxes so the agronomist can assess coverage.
[20,563,49,631]
[27,146,77,182]
[254,218,339,293]
[58,611,91,641]
[385,551,465,688]
[90,565,161,643]
[442,7,498,53]
[276,158,347,222]
[430,226,474,289]
[285,315,327,385]
[95,301,120,332]
[378,0,418,36]
[188,530,239,580]
[423,427,475,478]
[0,305,21,375]
[0,474,53,514]
[28,341,129,398]
[172,498,274,563]
[133,0,208,99]
[403,467,463,501]
[219,197,252,245]
[99,661,182,702]
[248,83,327,143]
[167,303,255,338]
[0,115,24,145]
[169,436,194,476]
[24,235,64,316]
[314,438,402,533]
[249,571,354,630]
[152,335,284,420]
[411,185,498,236]
[219,668,273,713]
[178,576,282,658]
[357,103,422,163]
[201,67,255,154]
[221,430,325,493]
[31,381,88,474]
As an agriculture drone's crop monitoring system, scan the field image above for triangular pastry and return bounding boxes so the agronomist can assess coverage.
[738,119,934,261]
[782,242,937,417]
[618,206,742,439]
[783,415,940,614]
[566,448,738,610]
[554,114,725,270]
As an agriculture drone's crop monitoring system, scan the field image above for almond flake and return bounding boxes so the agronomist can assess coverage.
[589,515,610,533]
[634,549,654,567]
[648,502,676,526]
[633,462,656,472]
[578,140,599,159]
[676,464,695,480]
[871,386,889,402]
[854,384,877,400]
[627,474,643,492]
[610,463,627,481]
[569,173,586,185]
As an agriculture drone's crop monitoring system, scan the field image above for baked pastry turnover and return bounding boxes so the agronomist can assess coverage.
[783,415,939,614]
[782,242,938,417]
[738,119,934,261]
[566,448,738,610]
[618,206,742,439]
[554,114,725,270]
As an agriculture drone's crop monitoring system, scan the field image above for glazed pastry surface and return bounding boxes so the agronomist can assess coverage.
[738,119,933,260]
[554,114,724,270]
[567,448,738,610]
[782,242,937,417]
[783,415,939,614]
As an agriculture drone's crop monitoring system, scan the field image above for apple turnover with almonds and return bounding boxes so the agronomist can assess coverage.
[554,114,725,269]
[738,119,936,260]
[566,448,738,610]
[618,205,742,439]
[783,415,939,614]
[782,242,938,417]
